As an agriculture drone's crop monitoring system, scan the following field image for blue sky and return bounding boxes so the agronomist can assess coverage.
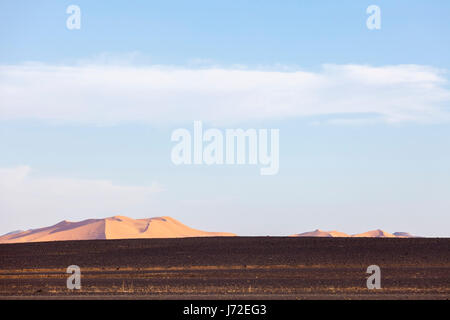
[1,1,450,68]
[1,1,450,236]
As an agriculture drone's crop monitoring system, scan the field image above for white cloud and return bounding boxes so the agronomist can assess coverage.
[0,166,164,232]
[0,63,449,125]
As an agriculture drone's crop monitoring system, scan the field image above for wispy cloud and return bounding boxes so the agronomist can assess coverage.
[0,166,164,231]
[0,63,449,125]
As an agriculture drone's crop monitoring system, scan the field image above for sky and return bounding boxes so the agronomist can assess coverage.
[1,1,450,236]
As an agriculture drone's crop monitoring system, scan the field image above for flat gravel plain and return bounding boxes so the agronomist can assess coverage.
[0,237,448,299]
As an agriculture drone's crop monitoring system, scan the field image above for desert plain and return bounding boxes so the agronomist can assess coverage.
[0,236,448,299]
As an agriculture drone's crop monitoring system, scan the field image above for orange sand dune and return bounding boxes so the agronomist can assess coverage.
[351,229,396,238]
[290,229,417,238]
[290,229,350,238]
[0,216,236,244]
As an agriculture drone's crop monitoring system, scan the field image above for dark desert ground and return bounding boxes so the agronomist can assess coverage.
[0,237,448,299]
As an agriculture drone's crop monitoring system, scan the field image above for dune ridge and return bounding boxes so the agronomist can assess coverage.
[290,229,351,238]
[0,216,236,244]
[0,217,419,243]
[291,228,417,238]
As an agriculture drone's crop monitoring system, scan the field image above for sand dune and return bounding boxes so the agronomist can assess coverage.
[0,218,419,243]
[290,229,417,238]
[291,229,350,238]
[0,216,236,244]
[392,232,416,238]
[0,230,24,237]
[352,229,396,238]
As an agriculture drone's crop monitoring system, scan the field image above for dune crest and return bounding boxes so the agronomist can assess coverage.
[291,229,350,238]
[352,229,396,238]
[290,229,417,238]
[0,216,236,244]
